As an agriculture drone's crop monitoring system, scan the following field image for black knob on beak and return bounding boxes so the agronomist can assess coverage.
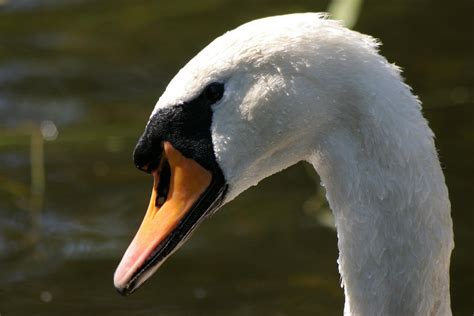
[133,130,162,173]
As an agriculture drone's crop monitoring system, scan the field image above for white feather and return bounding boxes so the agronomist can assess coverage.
[153,13,453,316]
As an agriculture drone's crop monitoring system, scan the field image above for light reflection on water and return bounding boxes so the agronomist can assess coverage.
[0,0,473,315]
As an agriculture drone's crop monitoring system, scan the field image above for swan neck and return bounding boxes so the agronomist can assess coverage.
[308,110,453,315]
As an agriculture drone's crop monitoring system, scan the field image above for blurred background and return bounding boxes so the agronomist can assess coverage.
[0,0,472,315]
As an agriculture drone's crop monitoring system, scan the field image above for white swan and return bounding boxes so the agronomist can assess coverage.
[114,13,454,315]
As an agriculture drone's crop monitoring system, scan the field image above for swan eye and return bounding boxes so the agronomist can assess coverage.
[203,82,224,104]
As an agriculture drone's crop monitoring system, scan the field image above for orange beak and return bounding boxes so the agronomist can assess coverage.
[114,142,215,294]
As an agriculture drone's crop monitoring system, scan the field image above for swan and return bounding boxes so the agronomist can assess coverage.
[113,13,454,315]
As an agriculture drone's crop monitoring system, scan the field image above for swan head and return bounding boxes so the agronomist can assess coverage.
[114,13,384,295]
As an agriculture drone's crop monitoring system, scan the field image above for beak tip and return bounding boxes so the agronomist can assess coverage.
[115,285,130,296]
[114,268,130,296]
[114,273,135,296]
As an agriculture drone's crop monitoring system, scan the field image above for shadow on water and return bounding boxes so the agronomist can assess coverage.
[0,0,473,315]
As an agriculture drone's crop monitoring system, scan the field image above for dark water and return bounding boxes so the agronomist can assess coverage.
[0,0,472,315]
